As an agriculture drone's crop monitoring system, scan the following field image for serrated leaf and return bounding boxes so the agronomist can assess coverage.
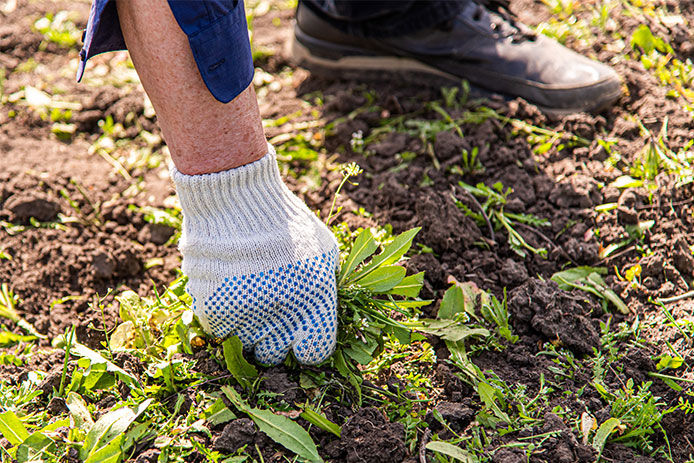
[222,336,258,387]
[0,411,29,446]
[426,441,475,462]
[390,272,424,297]
[354,266,406,293]
[338,229,378,285]
[348,228,420,283]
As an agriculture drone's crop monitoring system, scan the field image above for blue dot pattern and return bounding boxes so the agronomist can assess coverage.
[199,248,338,365]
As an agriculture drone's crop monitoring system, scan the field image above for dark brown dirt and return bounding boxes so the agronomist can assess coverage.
[2,0,694,462]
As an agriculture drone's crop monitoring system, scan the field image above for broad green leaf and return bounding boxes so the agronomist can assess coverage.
[355,266,406,293]
[426,441,475,462]
[593,418,621,453]
[16,432,54,463]
[382,299,433,311]
[116,291,141,324]
[438,285,465,319]
[477,382,511,424]
[300,407,341,437]
[72,343,143,393]
[338,229,378,284]
[551,266,606,289]
[81,399,152,461]
[0,410,29,446]
[66,392,93,429]
[223,386,322,462]
[204,398,237,427]
[247,408,322,463]
[348,228,420,283]
[343,338,378,365]
[85,434,124,463]
[390,272,424,297]
[222,336,258,387]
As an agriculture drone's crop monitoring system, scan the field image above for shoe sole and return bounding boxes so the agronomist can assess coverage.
[291,30,621,117]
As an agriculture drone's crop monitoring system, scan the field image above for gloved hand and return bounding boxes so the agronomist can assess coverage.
[171,146,338,365]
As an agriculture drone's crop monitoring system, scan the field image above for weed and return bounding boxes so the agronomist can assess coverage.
[454,181,550,258]
[551,266,629,314]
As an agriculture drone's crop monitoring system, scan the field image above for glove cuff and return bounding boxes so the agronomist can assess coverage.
[171,144,336,276]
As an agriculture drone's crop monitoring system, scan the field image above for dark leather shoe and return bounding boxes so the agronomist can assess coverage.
[292,1,622,115]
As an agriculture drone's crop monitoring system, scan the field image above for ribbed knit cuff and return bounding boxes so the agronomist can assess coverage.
[171,145,336,276]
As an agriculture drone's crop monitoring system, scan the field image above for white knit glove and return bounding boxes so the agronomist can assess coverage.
[171,146,338,365]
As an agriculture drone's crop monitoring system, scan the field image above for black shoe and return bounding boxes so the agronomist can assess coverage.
[292,1,622,115]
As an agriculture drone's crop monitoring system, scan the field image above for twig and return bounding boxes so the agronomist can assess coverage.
[636,196,694,210]
[657,290,694,304]
[419,428,432,463]
[598,245,636,264]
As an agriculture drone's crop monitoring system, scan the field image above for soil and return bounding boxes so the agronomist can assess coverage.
[2,0,694,462]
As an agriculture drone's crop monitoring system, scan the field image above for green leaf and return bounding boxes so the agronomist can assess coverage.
[66,392,93,429]
[72,342,143,393]
[300,407,341,437]
[348,228,420,283]
[80,399,152,461]
[247,408,322,462]
[85,434,124,463]
[223,386,322,462]
[426,441,475,462]
[16,432,54,463]
[551,266,606,289]
[343,337,378,365]
[338,229,378,285]
[415,319,489,342]
[0,332,36,347]
[438,285,465,319]
[477,382,511,424]
[204,398,237,427]
[222,336,258,387]
[0,411,29,446]
[354,266,406,293]
[593,418,622,453]
[390,272,424,298]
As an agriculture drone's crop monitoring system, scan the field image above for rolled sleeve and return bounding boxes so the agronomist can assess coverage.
[77,0,254,104]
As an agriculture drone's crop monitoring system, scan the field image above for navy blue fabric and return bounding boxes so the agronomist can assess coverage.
[77,0,253,103]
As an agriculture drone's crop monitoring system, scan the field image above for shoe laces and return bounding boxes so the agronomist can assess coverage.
[471,0,536,43]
